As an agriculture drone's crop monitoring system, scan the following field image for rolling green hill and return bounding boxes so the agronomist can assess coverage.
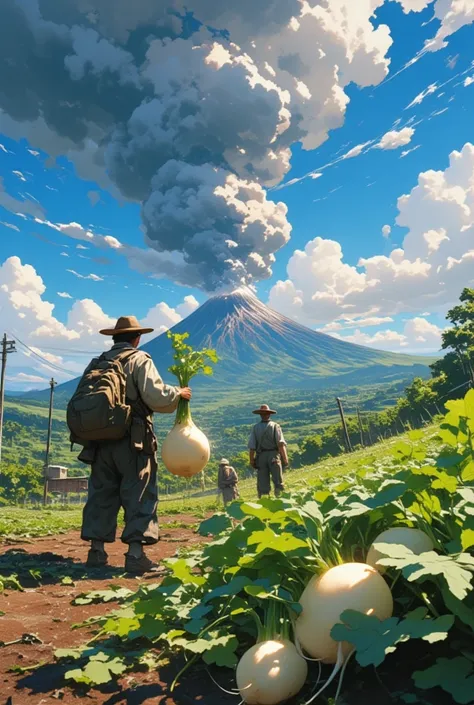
[19,288,434,408]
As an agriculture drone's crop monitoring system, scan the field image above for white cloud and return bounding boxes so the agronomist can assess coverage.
[1,255,203,389]
[176,295,200,318]
[67,269,104,281]
[465,76,474,87]
[377,127,415,150]
[400,145,421,158]
[269,142,474,326]
[12,170,27,182]
[8,372,49,384]
[406,83,438,109]
[1,221,20,232]
[333,316,443,352]
[27,149,40,157]
[382,224,392,238]
[342,142,373,159]
[0,143,11,154]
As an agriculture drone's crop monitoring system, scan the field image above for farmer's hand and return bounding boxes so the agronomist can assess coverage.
[178,387,192,400]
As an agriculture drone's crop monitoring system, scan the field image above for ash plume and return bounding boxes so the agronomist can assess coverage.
[0,0,397,291]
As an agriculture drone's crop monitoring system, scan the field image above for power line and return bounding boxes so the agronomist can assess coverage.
[9,332,79,378]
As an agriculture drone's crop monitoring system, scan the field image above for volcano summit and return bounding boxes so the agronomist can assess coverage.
[22,288,432,404]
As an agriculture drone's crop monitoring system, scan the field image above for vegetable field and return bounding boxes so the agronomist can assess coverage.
[1,391,474,704]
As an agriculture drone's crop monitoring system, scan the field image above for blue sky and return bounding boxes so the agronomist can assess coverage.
[0,0,473,389]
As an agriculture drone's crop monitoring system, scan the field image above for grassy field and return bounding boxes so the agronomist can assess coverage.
[0,422,440,539]
[3,375,418,478]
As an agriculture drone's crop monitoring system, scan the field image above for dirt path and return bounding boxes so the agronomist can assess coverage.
[0,516,225,705]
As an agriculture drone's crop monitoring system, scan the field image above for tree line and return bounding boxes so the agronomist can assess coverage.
[291,288,474,468]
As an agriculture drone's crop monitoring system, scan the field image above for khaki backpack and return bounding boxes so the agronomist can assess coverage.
[67,348,138,444]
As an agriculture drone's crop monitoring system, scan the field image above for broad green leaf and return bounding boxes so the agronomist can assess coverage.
[65,654,126,686]
[413,656,474,704]
[331,608,454,668]
[247,527,307,554]
[202,635,239,668]
[198,514,232,537]
[166,558,205,586]
[441,588,474,631]
[461,461,474,483]
[461,529,474,551]
[432,471,458,494]
[376,543,474,600]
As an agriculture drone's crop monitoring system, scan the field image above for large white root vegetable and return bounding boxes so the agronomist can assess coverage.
[295,562,393,664]
[236,639,308,705]
[160,331,217,478]
[367,527,434,573]
[161,420,210,478]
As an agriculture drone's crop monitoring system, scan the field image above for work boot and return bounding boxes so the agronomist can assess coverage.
[86,548,108,568]
[124,553,161,575]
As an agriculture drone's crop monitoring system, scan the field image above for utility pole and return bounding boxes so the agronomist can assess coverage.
[43,378,57,506]
[356,406,365,448]
[336,397,352,453]
[0,333,16,467]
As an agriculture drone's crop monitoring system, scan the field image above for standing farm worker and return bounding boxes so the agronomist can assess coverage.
[67,316,191,575]
[248,405,289,498]
[217,458,239,505]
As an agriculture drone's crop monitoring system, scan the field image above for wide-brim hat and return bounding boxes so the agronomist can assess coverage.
[219,458,230,465]
[252,404,276,415]
[100,315,154,336]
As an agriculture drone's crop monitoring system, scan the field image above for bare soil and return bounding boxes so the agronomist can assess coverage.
[0,515,224,705]
[0,520,441,705]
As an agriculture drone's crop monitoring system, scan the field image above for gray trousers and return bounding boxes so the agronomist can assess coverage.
[256,450,284,498]
[81,436,159,545]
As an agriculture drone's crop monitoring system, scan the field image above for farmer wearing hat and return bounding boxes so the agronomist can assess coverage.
[74,316,191,574]
[217,458,239,505]
[248,405,289,498]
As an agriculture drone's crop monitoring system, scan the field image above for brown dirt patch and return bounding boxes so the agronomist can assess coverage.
[0,515,225,705]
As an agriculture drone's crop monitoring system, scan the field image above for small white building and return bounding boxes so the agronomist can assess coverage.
[47,465,68,480]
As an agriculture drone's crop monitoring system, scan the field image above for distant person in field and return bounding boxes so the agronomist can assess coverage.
[248,405,288,498]
[217,458,239,505]
[68,316,191,575]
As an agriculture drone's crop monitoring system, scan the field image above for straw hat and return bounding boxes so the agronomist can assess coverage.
[252,404,276,415]
[100,315,154,336]
[219,458,230,465]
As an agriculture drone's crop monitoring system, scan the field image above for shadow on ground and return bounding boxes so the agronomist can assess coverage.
[0,549,126,588]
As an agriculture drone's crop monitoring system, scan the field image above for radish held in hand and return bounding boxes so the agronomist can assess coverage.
[161,332,217,478]
[295,562,393,664]
[236,639,307,705]
[367,527,434,573]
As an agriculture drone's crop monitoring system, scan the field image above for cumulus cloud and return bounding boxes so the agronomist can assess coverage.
[377,127,415,150]
[382,224,392,238]
[1,255,204,389]
[465,76,474,87]
[333,316,444,352]
[0,0,420,293]
[269,142,474,325]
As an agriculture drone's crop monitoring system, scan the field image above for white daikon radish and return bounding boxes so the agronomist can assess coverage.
[367,527,434,573]
[236,639,308,705]
[161,420,210,478]
[161,332,217,478]
[295,562,393,664]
